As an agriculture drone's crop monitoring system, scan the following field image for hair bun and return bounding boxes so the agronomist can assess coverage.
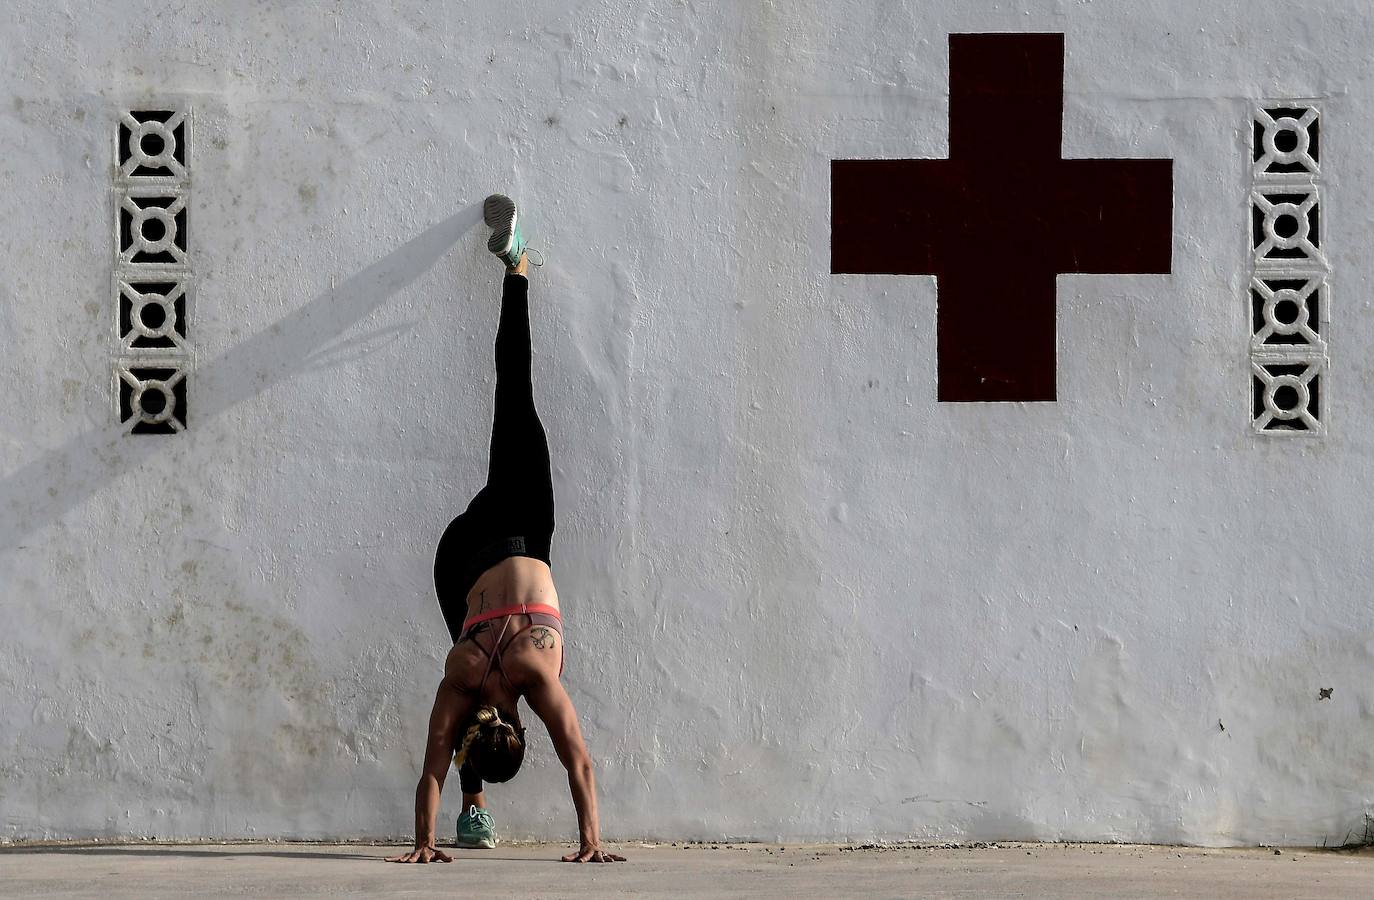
[475,706,498,726]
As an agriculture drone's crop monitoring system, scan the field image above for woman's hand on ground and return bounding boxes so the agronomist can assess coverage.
[561,845,626,863]
[387,845,453,864]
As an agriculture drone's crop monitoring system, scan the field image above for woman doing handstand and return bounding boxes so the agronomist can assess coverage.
[389,195,623,864]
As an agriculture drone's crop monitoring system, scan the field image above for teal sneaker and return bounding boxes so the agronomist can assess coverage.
[456,804,497,849]
[483,193,526,268]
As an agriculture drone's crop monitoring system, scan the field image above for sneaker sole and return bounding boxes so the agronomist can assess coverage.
[455,837,497,849]
[483,194,518,256]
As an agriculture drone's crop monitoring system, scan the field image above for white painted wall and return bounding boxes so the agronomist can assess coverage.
[2,0,1371,846]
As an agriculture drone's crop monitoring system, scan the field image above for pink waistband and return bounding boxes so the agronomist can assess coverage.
[461,602,562,631]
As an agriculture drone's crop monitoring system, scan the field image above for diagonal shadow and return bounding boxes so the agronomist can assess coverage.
[0,204,482,552]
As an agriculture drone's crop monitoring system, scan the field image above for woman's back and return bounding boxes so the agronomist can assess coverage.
[443,556,562,696]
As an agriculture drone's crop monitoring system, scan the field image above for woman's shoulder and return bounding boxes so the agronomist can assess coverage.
[443,640,487,683]
[503,620,564,678]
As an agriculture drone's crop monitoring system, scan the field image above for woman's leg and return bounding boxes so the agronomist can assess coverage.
[457,763,496,847]
[433,511,485,642]
[460,762,485,807]
[449,261,552,822]
[483,265,555,562]
[433,263,547,638]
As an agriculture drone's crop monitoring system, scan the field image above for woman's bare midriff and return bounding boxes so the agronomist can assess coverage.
[464,555,559,619]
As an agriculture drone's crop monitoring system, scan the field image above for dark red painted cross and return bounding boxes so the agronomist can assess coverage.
[831,33,1173,402]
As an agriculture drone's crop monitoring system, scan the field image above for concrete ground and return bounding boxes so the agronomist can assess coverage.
[1,841,1370,899]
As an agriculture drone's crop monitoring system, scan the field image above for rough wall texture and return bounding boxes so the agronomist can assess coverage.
[1,0,1371,845]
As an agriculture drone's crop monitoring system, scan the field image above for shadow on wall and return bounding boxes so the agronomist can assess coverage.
[0,204,484,550]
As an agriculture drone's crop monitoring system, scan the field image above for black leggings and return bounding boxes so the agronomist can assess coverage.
[432,274,554,796]
[434,273,555,640]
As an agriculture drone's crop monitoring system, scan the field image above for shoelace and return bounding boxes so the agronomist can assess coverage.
[468,805,494,830]
[525,247,546,267]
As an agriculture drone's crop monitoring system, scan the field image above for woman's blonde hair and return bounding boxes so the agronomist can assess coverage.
[453,706,525,782]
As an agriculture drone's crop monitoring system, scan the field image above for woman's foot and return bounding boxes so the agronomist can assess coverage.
[455,804,498,849]
[483,194,525,269]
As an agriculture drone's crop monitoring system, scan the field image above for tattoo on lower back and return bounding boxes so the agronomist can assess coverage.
[530,626,556,650]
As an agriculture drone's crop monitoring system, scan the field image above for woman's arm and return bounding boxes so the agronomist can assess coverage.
[388,677,471,864]
[525,677,626,863]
